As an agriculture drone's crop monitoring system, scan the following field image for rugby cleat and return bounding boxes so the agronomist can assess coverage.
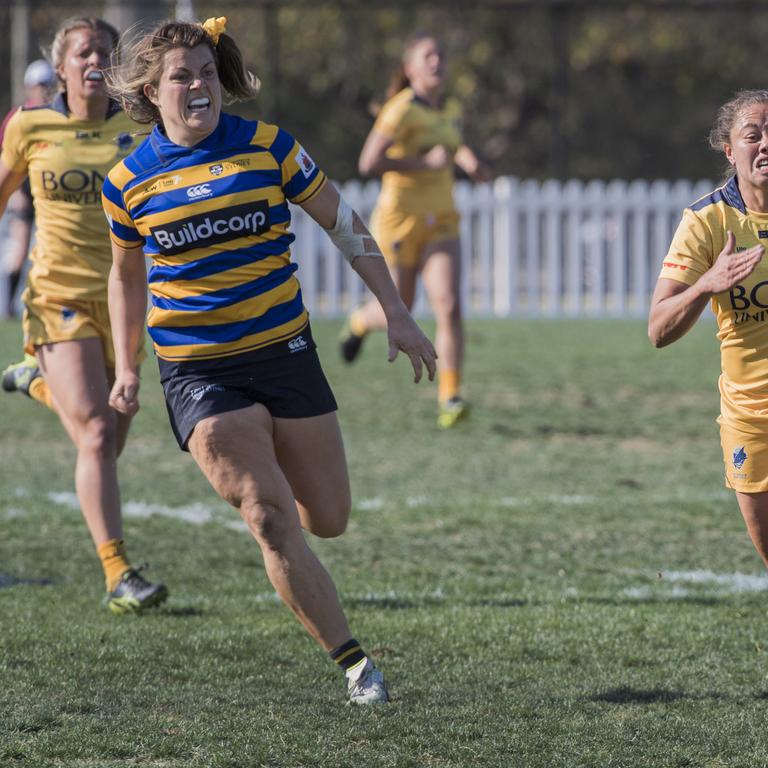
[437,396,470,429]
[1,354,40,397]
[339,320,366,364]
[106,565,168,615]
[347,659,390,705]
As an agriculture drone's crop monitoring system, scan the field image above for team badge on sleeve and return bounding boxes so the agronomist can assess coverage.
[295,146,316,178]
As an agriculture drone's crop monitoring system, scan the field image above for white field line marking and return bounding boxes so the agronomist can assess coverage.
[623,569,768,598]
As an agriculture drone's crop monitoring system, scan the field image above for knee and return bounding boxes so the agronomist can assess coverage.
[433,293,462,322]
[241,500,293,550]
[77,413,118,457]
[309,499,351,539]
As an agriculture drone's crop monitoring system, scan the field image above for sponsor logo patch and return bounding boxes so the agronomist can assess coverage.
[733,446,748,470]
[150,200,271,255]
[295,146,316,178]
[209,164,224,176]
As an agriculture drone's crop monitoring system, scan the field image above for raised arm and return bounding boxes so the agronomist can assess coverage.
[648,230,763,348]
[107,242,148,415]
[300,181,437,381]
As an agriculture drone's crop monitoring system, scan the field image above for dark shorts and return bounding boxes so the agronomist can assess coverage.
[158,325,337,451]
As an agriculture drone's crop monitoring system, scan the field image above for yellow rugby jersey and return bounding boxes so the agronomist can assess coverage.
[1,95,138,301]
[374,87,462,214]
[102,113,326,361]
[659,175,768,426]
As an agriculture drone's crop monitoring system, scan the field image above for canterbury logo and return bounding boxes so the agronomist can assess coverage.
[150,200,271,255]
[288,335,308,352]
[187,184,212,199]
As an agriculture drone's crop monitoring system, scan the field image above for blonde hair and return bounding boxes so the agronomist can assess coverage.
[47,17,119,91]
[709,89,768,180]
[106,19,260,125]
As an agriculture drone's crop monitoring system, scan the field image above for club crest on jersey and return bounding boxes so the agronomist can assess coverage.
[733,446,748,470]
[295,146,316,179]
[209,164,224,176]
[150,200,271,255]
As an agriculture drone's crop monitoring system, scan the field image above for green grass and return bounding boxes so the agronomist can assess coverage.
[2,317,768,767]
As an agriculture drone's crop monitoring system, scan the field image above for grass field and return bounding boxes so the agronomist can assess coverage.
[3,316,768,767]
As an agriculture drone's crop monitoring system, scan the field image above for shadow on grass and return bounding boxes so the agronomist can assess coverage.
[0,573,52,589]
[150,605,205,618]
[346,595,527,610]
[591,686,687,704]
[576,595,726,607]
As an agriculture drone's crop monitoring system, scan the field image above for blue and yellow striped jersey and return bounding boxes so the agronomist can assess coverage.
[659,175,768,425]
[102,112,326,361]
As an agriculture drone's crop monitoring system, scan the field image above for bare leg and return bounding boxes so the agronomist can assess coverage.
[188,404,352,650]
[37,338,129,545]
[735,491,768,567]
[274,412,351,538]
[421,238,463,377]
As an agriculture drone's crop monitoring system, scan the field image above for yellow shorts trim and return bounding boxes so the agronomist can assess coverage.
[371,206,460,269]
[22,287,145,369]
[719,417,768,493]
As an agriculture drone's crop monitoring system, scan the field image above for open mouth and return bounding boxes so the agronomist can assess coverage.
[188,97,211,113]
[85,71,103,82]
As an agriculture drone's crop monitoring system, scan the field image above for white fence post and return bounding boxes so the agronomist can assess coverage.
[288,176,713,320]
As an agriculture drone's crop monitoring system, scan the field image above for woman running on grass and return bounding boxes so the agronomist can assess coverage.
[0,17,167,614]
[103,16,436,704]
[340,33,490,429]
[649,89,768,568]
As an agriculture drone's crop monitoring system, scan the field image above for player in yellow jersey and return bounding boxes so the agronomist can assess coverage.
[105,17,435,704]
[340,33,490,428]
[0,17,167,613]
[649,89,768,571]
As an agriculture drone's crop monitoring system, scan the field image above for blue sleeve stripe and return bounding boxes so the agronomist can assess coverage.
[112,220,141,242]
[270,128,294,164]
[147,236,294,283]
[283,167,320,201]
[148,290,304,346]
[101,178,125,209]
[150,263,298,312]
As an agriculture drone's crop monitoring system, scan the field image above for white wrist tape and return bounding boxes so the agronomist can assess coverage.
[326,194,382,265]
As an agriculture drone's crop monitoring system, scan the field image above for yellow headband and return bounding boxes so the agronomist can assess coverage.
[201,16,227,45]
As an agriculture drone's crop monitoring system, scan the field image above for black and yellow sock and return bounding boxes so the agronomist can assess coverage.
[97,538,131,592]
[329,638,368,676]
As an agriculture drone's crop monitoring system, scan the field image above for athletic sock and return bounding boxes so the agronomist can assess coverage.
[97,538,131,592]
[329,638,369,677]
[348,310,368,338]
[28,377,53,409]
[438,368,461,403]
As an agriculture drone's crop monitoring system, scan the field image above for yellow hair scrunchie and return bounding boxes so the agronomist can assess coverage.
[201,16,227,45]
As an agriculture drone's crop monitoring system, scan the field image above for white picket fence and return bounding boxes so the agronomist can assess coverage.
[291,176,717,318]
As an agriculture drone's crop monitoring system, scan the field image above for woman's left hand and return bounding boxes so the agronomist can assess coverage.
[386,310,437,383]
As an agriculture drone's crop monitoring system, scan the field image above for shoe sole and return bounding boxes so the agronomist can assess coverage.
[107,586,169,615]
